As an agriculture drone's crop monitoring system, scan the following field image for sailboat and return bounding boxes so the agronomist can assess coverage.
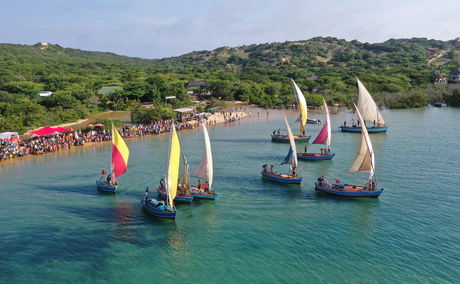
[96,124,130,193]
[298,99,335,160]
[191,123,217,200]
[141,123,179,219]
[271,79,311,143]
[340,77,388,133]
[315,104,383,197]
[157,153,194,203]
[262,117,302,184]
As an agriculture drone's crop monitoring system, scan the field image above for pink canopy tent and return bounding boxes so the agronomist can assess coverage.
[31,126,69,136]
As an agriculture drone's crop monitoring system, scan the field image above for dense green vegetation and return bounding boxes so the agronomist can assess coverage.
[0,37,459,133]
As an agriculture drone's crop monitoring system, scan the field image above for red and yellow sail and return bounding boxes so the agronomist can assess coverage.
[111,125,130,178]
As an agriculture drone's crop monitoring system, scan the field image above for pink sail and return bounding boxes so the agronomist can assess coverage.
[312,99,331,145]
[312,122,328,144]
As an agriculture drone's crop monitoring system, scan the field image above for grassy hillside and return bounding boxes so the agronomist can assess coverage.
[0,37,459,133]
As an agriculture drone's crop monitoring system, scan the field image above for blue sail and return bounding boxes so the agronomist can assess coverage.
[281,147,293,165]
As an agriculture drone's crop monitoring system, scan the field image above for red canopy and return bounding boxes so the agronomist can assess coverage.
[31,126,69,136]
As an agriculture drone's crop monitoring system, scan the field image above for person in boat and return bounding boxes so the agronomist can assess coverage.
[291,166,297,177]
[317,176,324,185]
[302,129,305,136]
[335,178,341,185]
[160,176,165,190]
[101,169,107,180]
[373,120,376,127]
[203,181,209,192]
[197,180,202,190]
[277,129,280,135]
[270,165,274,173]
[272,130,276,135]
[343,121,347,127]
[304,145,307,154]
[106,173,112,185]
[262,164,268,173]
[145,187,150,202]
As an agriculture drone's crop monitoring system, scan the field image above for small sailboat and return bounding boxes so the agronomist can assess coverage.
[96,125,130,193]
[316,104,383,197]
[271,79,311,143]
[262,117,302,184]
[340,78,388,133]
[157,153,194,203]
[298,99,335,160]
[191,123,217,200]
[141,124,179,219]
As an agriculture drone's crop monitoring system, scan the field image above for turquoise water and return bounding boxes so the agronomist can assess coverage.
[1,107,459,283]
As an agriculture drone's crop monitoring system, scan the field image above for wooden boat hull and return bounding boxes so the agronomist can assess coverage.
[157,190,194,203]
[96,180,117,193]
[339,126,388,133]
[141,200,176,219]
[271,134,311,143]
[297,153,335,160]
[261,171,302,184]
[191,187,217,200]
[315,183,383,198]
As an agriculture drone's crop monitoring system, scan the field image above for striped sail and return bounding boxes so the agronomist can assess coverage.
[312,99,331,146]
[356,78,385,125]
[291,79,308,135]
[348,104,375,180]
[111,124,130,178]
[281,117,298,167]
[166,124,180,208]
[192,123,213,190]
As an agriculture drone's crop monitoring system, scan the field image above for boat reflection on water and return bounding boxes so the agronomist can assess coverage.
[113,199,139,243]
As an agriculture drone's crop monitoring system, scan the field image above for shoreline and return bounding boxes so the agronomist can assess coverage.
[0,110,249,166]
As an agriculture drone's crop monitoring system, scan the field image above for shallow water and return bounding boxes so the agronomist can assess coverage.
[1,107,459,283]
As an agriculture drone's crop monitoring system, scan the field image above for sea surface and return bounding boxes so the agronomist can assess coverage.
[0,107,459,283]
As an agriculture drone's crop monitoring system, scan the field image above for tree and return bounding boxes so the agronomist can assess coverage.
[1,81,43,98]
[40,92,79,109]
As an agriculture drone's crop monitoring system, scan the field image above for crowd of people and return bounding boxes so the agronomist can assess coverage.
[0,119,198,161]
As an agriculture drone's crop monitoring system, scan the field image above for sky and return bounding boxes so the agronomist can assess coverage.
[0,0,459,59]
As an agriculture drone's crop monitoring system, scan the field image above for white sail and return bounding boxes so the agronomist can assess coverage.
[182,153,191,195]
[348,104,375,180]
[356,78,385,125]
[284,117,298,167]
[192,123,213,190]
[291,79,308,134]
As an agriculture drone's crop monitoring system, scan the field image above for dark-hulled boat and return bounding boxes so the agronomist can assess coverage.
[262,117,302,185]
[298,99,335,161]
[340,78,388,134]
[315,104,383,198]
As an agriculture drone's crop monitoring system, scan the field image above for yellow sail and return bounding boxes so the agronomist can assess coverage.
[291,79,308,134]
[167,124,180,208]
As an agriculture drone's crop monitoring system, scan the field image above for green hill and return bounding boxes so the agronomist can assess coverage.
[0,37,459,133]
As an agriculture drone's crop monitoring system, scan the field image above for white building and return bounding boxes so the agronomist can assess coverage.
[39,91,53,97]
